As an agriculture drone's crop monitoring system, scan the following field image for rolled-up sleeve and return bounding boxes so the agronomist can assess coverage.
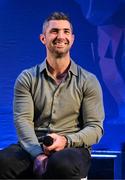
[13,70,43,158]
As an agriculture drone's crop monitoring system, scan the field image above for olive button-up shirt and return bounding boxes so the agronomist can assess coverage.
[14,59,105,158]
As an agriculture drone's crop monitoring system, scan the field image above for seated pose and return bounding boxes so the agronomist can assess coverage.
[0,12,105,179]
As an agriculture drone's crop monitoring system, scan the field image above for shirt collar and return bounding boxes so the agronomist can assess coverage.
[39,59,47,72]
[69,59,78,76]
[39,58,78,76]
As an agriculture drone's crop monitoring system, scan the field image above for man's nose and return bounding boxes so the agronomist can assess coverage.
[57,31,64,38]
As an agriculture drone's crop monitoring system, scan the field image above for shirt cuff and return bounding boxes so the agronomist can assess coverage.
[64,135,73,148]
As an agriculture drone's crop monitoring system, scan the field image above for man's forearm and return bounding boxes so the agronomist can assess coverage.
[66,125,103,148]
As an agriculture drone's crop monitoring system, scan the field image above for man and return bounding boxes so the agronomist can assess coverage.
[0,12,105,179]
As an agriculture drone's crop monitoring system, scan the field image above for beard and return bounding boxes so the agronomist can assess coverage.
[53,47,69,58]
[49,38,71,58]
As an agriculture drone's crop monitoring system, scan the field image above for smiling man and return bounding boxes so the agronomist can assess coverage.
[0,12,105,179]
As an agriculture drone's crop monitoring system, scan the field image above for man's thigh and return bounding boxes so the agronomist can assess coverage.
[44,147,91,179]
[0,144,33,179]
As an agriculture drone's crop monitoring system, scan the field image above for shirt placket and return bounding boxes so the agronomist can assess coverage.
[48,83,64,130]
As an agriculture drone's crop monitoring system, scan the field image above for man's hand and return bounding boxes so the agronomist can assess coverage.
[33,154,48,178]
[43,133,67,155]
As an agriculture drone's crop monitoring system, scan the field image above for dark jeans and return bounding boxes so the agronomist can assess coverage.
[0,144,91,179]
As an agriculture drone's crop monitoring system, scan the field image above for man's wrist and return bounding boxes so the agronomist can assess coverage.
[64,135,72,148]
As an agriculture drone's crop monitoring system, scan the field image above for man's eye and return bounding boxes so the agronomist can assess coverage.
[64,30,70,34]
[51,29,58,33]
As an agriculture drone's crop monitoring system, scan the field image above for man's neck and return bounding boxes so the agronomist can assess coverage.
[46,55,70,78]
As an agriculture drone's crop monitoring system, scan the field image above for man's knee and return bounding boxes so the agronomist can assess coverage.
[49,149,75,171]
[46,148,90,178]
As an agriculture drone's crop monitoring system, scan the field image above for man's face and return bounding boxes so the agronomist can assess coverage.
[40,20,74,57]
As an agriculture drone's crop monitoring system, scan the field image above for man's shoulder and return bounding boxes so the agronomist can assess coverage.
[76,64,102,93]
[77,63,97,81]
[15,62,45,88]
[18,61,45,79]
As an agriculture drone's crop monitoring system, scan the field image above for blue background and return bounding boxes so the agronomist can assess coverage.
[0,0,125,151]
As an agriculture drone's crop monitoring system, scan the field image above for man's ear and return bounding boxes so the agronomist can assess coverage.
[40,34,46,44]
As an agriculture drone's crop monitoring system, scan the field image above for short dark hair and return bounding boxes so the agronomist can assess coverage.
[42,12,73,33]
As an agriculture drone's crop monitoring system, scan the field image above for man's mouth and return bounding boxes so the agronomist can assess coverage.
[53,38,69,46]
[53,41,67,45]
[53,42,69,50]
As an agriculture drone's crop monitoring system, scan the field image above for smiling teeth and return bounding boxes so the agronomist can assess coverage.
[56,42,64,44]
[54,42,67,45]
